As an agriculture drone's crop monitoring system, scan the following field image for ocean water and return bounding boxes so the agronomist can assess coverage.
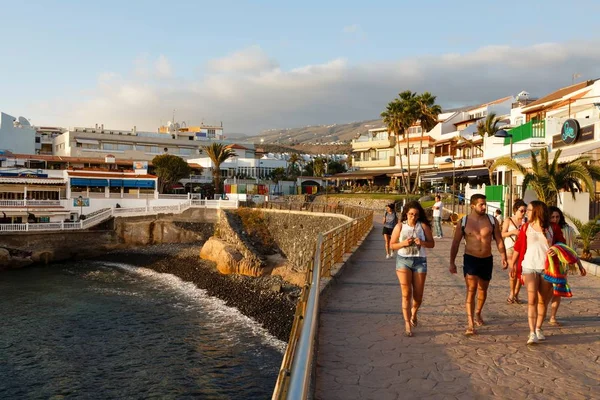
[0,261,285,399]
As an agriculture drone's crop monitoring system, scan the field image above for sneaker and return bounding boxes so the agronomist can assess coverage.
[535,329,546,341]
[527,332,538,345]
[385,254,390,259]
[389,251,394,257]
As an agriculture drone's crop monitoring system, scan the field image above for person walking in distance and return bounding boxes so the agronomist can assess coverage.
[389,201,435,337]
[432,195,444,238]
[382,203,398,259]
[449,194,508,335]
[502,200,527,304]
[509,201,571,345]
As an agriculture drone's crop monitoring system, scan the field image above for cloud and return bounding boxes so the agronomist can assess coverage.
[207,45,278,74]
[342,24,360,34]
[29,41,600,136]
[342,24,365,41]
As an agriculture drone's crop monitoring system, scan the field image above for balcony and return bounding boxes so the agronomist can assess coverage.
[352,136,396,150]
[354,156,395,168]
[404,153,435,165]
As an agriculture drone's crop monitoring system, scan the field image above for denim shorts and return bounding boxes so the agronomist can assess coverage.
[522,267,544,275]
[396,256,427,273]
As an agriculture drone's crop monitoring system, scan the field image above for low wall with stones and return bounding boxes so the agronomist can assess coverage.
[312,196,395,211]
[261,209,351,272]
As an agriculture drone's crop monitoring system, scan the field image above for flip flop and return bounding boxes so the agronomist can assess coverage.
[549,320,562,327]
[403,331,413,337]
[465,327,476,336]
[507,296,515,304]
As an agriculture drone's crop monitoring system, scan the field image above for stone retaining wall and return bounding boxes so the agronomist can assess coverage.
[261,209,351,272]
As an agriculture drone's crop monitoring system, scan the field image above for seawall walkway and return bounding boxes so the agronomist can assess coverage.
[315,218,600,399]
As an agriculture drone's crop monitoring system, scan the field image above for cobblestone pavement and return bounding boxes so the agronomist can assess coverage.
[315,219,600,400]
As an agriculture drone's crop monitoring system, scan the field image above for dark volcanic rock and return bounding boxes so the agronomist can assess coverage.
[93,244,299,342]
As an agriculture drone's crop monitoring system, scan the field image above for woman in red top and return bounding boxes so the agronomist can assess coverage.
[509,201,565,345]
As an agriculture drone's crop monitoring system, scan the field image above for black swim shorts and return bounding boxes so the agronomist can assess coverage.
[463,254,493,281]
[382,227,394,235]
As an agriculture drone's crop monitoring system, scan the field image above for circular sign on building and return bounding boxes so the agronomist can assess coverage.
[561,119,580,145]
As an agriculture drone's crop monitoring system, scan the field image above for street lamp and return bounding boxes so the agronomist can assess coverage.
[445,158,456,213]
[494,129,513,215]
[78,195,83,220]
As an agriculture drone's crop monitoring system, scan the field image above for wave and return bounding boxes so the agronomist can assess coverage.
[93,261,286,353]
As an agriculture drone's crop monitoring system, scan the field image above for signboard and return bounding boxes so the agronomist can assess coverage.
[105,154,116,164]
[553,123,594,149]
[0,171,49,178]
[560,119,580,145]
[73,197,90,207]
[133,161,148,170]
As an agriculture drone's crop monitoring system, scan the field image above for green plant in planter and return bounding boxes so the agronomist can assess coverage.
[566,213,600,260]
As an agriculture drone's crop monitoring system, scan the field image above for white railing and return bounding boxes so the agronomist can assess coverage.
[0,200,62,207]
[0,199,239,233]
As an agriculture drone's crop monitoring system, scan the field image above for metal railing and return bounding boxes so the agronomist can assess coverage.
[0,199,240,233]
[269,202,373,399]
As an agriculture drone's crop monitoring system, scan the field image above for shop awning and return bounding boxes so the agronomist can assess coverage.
[70,178,109,187]
[0,177,65,185]
[122,180,155,189]
[549,141,600,163]
[75,138,100,145]
[421,167,489,181]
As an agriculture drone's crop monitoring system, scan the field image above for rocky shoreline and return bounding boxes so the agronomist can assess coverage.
[90,243,300,342]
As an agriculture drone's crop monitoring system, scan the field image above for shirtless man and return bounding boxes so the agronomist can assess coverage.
[449,194,508,335]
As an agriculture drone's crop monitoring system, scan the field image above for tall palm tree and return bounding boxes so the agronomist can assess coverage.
[313,157,325,177]
[287,153,301,176]
[381,100,408,192]
[491,148,600,205]
[476,112,503,137]
[202,143,236,193]
[414,92,442,192]
[397,91,420,193]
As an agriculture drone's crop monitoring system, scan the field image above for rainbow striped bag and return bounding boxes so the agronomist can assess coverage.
[543,242,579,298]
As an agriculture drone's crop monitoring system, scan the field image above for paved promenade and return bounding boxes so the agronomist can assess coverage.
[315,218,600,399]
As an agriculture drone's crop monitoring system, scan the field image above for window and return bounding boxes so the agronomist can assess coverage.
[35,137,41,143]
[103,143,115,150]
[408,126,422,135]
[179,148,193,156]
[117,144,133,151]
[208,129,216,138]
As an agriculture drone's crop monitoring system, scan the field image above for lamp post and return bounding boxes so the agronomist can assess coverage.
[494,130,513,215]
[78,195,83,220]
[445,158,456,213]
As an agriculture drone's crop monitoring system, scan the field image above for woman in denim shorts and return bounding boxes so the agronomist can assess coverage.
[390,201,435,337]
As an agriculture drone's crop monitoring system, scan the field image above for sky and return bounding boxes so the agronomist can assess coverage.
[2,0,600,137]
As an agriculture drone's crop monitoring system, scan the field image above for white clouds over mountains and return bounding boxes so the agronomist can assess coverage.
[35,42,600,135]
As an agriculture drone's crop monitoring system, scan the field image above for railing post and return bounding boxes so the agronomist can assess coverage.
[25,223,29,232]
[61,221,64,230]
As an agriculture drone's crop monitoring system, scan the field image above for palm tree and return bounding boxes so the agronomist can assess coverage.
[491,148,600,205]
[202,143,236,193]
[313,157,325,177]
[397,91,420,193]
[414,92,442,192]
[476,112,503,137]
[381,100,407,192]
[287,153,301,177]
[381,91,419,193]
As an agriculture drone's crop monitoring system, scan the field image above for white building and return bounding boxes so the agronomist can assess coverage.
[0,112,36,154]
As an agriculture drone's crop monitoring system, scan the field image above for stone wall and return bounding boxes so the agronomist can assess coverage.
[312,196,395,212]
[261,209,351,272]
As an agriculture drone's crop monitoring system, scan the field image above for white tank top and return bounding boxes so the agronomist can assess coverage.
[521,225,553,271]
[397,222,426,257]
[503,217,520,250]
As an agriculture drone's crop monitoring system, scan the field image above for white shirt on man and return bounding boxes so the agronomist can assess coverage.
[433,201,443,218]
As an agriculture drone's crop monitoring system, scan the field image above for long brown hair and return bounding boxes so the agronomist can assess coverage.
[529,200,549,230]
[400,201,431,228]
